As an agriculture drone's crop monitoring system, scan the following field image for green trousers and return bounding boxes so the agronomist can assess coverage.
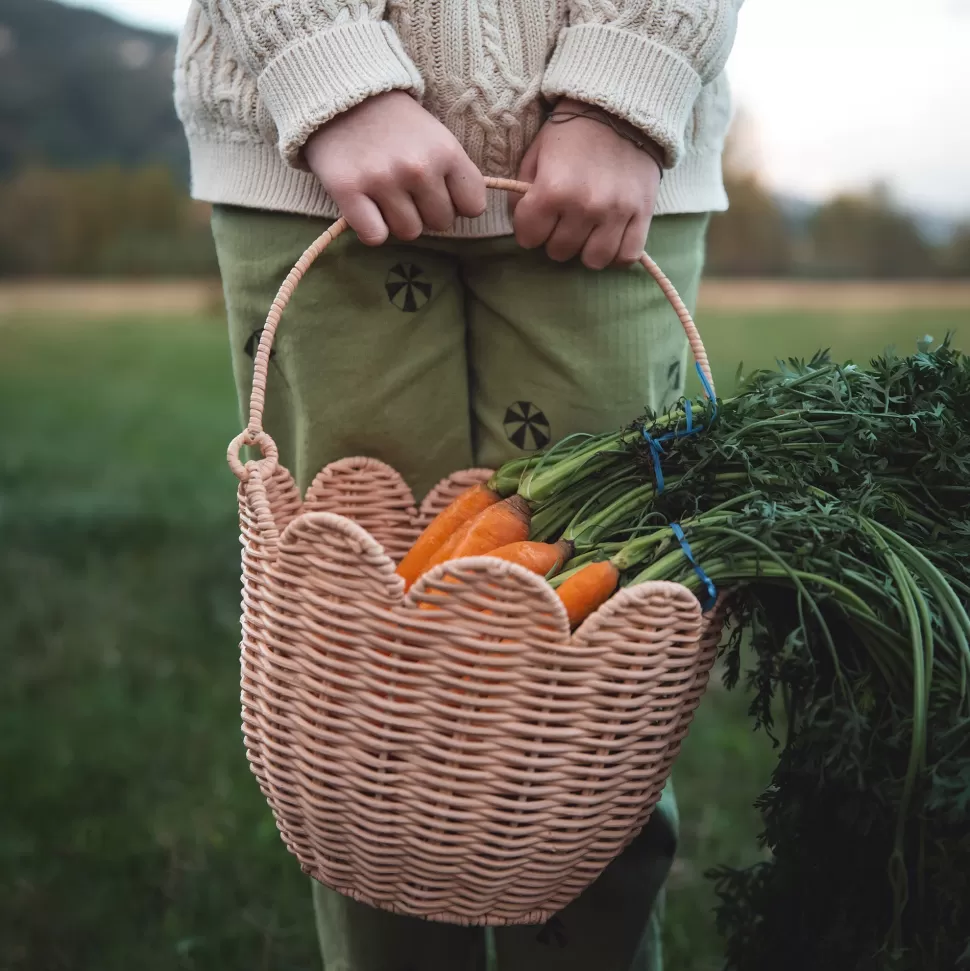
[212,205,710,971]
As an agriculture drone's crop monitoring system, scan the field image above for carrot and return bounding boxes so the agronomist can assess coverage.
[423,517,474,574]
[414,519,476,611]
[396,483,499,590]
[555,560,620,629]
[415,521,556,616]
[446,496,531,561]
[485,540,573,577]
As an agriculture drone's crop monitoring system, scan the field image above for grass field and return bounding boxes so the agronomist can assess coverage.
[2,304,966,970]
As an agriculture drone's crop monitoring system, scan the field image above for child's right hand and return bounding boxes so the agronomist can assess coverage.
[305,91,487,246]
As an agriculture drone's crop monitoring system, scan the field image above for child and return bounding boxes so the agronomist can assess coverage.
[176,2,741,968]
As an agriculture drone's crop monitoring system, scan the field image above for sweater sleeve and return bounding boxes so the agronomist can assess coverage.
[197,0,423,165]
[542,1,743,168]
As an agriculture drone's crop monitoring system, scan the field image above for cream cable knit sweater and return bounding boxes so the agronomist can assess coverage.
[176,0,742,236]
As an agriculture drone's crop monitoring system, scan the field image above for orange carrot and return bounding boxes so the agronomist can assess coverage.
[414,519,476,611]
[485,540,573,577]
[396,483,499,590]
[423,517,474,574]
[446,496,531,561]
[555,561,620,629]
[416,519,556,615]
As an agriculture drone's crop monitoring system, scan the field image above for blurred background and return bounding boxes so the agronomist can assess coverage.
[1,1,967,969]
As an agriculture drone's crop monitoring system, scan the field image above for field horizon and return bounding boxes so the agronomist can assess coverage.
[2,277,969,320]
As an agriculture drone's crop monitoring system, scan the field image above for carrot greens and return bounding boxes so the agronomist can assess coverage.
[486,337,970,968]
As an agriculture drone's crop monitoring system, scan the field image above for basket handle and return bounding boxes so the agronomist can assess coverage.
[229,176,715,481]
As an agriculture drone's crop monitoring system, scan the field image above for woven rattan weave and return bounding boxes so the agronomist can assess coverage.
[227,178,725,925]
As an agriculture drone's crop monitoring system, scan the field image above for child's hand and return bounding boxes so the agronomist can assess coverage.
[511,99,663,270]
[305,91,487,245]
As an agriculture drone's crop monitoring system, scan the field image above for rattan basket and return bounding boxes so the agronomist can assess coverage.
[227,178,726,927]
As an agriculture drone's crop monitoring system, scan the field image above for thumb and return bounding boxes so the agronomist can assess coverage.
[509,139,540,217]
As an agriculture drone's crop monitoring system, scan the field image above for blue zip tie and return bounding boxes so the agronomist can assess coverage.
[642,363,717,494]
[695,361,718,420]
[670,522,718,612]
[643,433,667,493]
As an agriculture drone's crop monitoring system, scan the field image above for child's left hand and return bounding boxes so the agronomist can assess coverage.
[511,99,663,270]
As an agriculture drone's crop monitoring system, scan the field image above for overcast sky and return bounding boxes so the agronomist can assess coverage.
[58,0,970,216]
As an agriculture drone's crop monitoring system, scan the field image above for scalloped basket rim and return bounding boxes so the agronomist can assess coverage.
[276,505,709,645]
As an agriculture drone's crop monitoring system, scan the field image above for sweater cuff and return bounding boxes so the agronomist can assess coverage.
[543,24,702,169]
[258,20,425,168]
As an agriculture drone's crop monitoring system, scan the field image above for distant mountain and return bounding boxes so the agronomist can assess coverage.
[0,0,186,177]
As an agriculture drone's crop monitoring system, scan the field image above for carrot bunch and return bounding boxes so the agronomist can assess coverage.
[382,343,970,971]
[397,473,615,627]
[393,385,728,627]
[397,484,571,587]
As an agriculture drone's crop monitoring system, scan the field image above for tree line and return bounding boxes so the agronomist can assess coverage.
[0,162,967,279]
[0,166,216,277]
[706,177,970,279]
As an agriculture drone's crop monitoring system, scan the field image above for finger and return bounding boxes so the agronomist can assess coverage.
[446,156,487,219]
[514,197,559,250]
[509,141,540,217]
[545,213,595,263]
[334,192,389,247]
[581,219,628,271]
[617,211,652,265]
[412,178,456,233]
[376,191,424,241]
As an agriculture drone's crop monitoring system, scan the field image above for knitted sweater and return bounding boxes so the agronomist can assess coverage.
[176,0,742,236]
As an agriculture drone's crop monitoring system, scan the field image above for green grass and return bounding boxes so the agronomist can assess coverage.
[1,308,963,970]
